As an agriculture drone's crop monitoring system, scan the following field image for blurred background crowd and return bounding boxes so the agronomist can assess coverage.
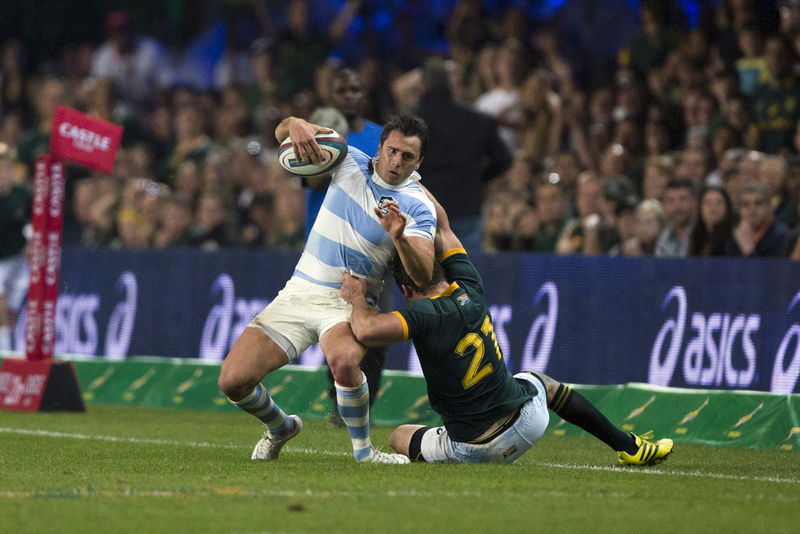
[2,0,800,259]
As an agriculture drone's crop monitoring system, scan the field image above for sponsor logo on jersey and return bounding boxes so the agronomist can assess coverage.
[378,195,396,214]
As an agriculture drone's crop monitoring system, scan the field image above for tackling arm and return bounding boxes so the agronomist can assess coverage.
[375,202,434,287]
[418,184,464,255]
[340,274,406,347]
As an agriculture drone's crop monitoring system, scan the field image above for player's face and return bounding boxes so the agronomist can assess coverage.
[375,130,423,185]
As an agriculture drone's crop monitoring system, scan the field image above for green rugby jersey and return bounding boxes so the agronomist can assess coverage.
[393,249,537,442]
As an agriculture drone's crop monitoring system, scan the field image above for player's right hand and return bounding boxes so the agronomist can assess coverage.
[340,273,367,303]
[374,201,406,241]
[287,119,332,164]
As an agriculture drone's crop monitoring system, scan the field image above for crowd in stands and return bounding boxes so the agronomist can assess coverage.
[2,0,800,259]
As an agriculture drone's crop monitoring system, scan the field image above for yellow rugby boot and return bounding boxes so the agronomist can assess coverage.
[617,430,673,466]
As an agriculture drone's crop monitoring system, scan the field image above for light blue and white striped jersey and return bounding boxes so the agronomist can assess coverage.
[293,146,436,300]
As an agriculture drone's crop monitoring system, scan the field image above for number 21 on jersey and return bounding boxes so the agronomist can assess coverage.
[455,315,503,390]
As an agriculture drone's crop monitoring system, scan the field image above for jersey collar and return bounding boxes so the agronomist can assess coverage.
[431,281,459,299]
[371,161,422,190]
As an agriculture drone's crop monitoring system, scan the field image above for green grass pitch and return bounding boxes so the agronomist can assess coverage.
[1,405,798,534]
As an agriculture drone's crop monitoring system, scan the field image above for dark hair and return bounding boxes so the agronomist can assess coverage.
[391,249,445,295]
[330,67,360,90]
[688,186,737,257]
[664,178,697,195]
[380,112,429,158]
[422,57,451,99]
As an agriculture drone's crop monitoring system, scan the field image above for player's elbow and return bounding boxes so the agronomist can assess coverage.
[351,322,383,348]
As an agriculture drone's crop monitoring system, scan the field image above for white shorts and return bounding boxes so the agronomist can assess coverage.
[0,254,28,312]
[247,277,351,362]
[418,372,550,464]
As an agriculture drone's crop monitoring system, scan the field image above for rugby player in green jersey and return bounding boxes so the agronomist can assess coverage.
[340,194,673,465]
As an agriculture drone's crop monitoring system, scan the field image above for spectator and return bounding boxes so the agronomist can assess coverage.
[188,191,235,250]
[267,185,305,252]
[0,40,30,120]
[530,180,569,252]
[643,120,673,157]
[483,194,514,253]
[256,0,362,102]
[161,104,214,181]
[612,199,666,256]
[556,172,617,255]
[328,68,383,154]
[64,176,118,248]
[620,0,678,78]
[114,205,153,249]
[549,151,583,206]
[688,186,739,257]
[494,149,536,198]
[0,147,30,351]
[515,70,564,164]
[735,23,769,96]
[676,146,714,186]
[153,197,193,249]
[90,11,172,110]
[172,160,203,212]
[642,155,675,201]
[758,154,797,228]
[656,179,697,257]
[474,39,530,151]
[16,78,67,170]
[733,180,792,256]
[751,36,800,154]
[414,57,512,252]
[240,192,274,249]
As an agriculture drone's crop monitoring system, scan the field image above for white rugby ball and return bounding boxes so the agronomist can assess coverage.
[278,130,348,177]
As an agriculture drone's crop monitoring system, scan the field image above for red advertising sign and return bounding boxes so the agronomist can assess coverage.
[49,106,123,173]
[24,156,51,360]
[0,358,85,412]
[0,359,52,411]
[41,160,64,358]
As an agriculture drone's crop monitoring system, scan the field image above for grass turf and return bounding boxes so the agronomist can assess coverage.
[1,405,798,534]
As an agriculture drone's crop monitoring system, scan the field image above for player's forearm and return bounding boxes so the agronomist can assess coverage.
[394,236,434,287]
[275,117,300,143]
[349,297,383,347]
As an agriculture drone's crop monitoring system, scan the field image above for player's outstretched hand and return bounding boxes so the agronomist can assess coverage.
[287,119,333,164]
[340,273,367,304]
[374,201,406,241]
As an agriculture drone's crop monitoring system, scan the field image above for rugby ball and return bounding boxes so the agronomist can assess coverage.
[278,130,348,177]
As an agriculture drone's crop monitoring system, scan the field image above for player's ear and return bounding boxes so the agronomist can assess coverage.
[400,285,414,300]
[416,156,423,170]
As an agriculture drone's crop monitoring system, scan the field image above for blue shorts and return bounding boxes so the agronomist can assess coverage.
[418,372,550,464]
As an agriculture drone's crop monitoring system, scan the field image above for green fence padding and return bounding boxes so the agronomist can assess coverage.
[3,356,798,452]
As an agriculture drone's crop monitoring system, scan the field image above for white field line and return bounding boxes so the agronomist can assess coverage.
[1,427,798,487]
[531,461,800,485]
[0,427,349,456]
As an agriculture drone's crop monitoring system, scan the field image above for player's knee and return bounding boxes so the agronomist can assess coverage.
[530,371,561,405]
[327,349,363,386]
[217,366,256,401]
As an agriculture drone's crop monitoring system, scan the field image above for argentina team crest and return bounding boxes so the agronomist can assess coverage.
[378,195,396,214]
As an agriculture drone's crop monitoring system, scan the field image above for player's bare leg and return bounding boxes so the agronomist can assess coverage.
[219,327,301,460]
[389,424,425,457]
[323,322,409,464]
